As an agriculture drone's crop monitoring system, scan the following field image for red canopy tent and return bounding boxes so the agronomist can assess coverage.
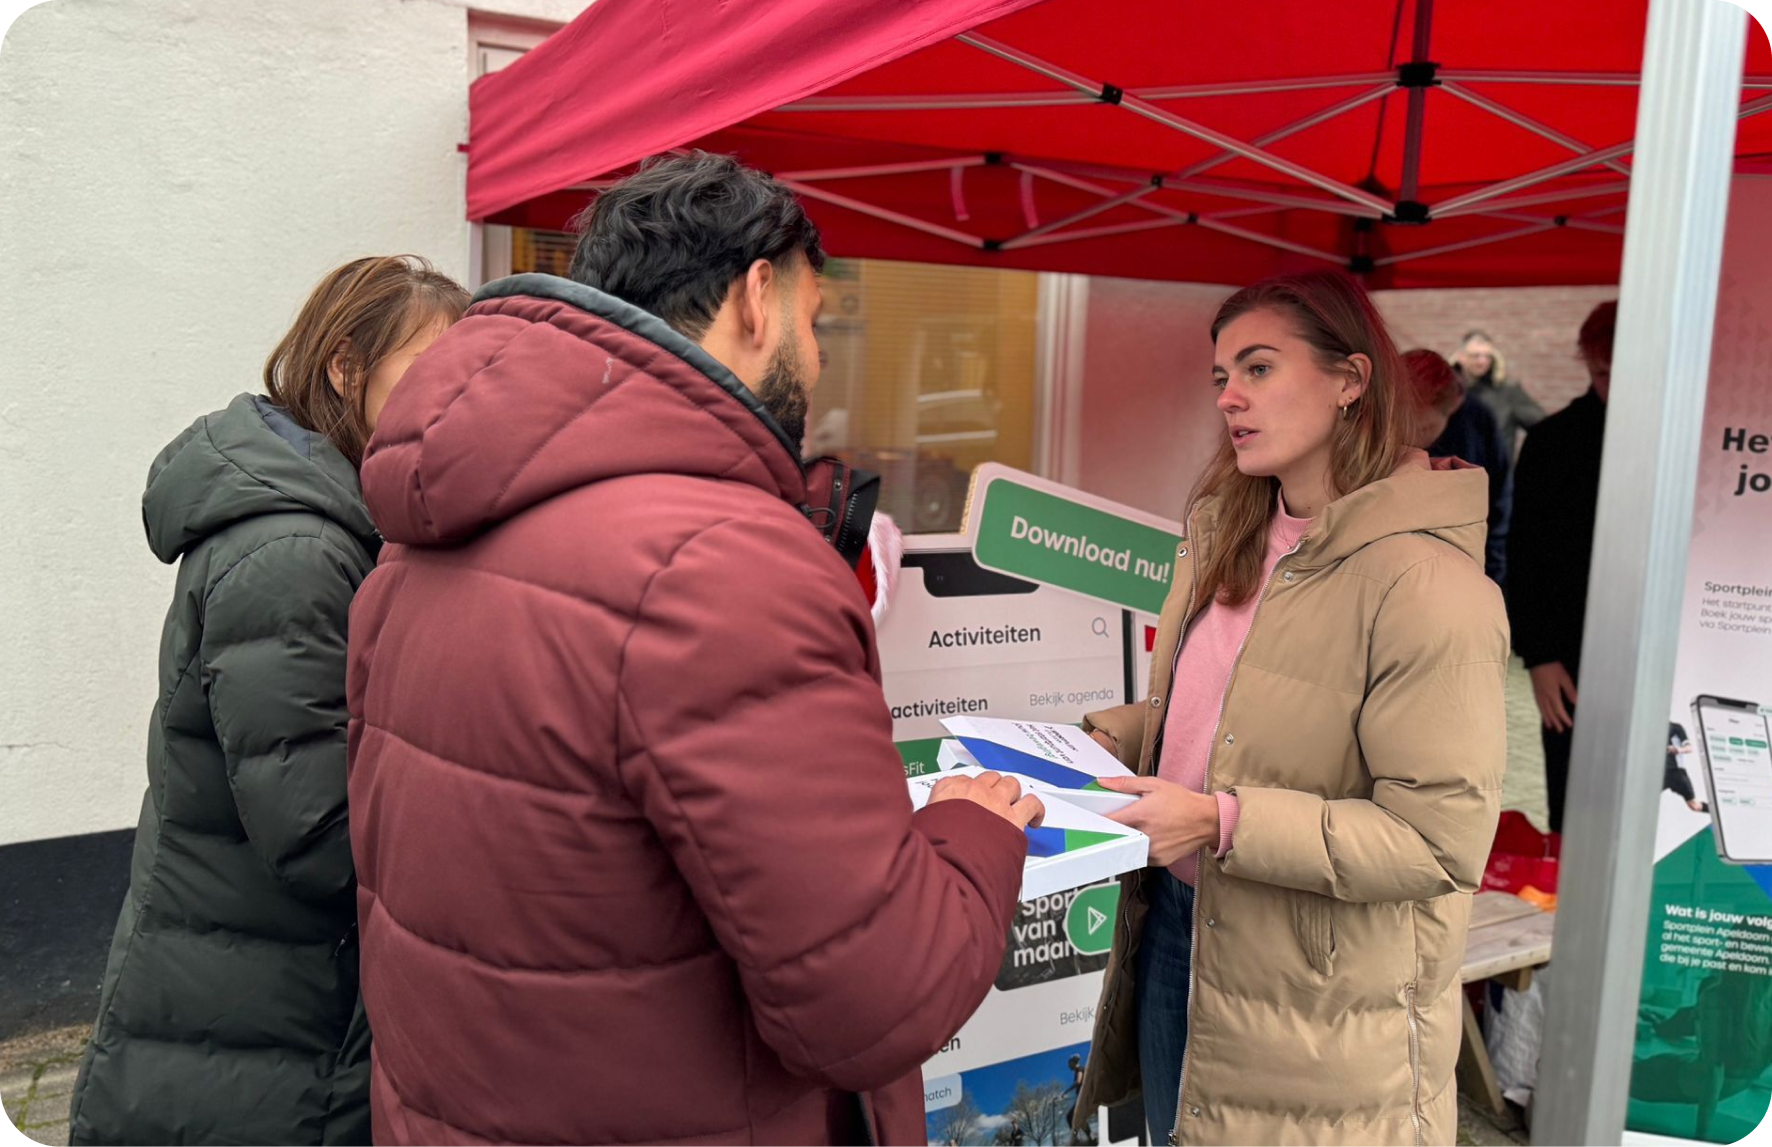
[466,0,1772,289]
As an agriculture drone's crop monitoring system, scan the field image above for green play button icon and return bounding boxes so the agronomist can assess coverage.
[1065,885,1120,956]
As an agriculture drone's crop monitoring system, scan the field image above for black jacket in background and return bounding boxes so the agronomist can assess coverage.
[1506,388,1607,675]
[1431,391,1514,586]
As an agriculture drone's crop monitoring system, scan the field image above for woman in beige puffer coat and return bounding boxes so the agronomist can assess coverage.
[1077,270,1507,1146]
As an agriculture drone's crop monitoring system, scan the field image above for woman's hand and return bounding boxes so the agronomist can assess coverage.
[1097,775,1221,867]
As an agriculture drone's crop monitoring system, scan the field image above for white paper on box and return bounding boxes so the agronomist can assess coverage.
[939,716,1134,782]
[909,766,1149,901]
[936,739,1137,815]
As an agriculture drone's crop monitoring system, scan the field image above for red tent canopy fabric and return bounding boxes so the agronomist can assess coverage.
[468,0,1772,288]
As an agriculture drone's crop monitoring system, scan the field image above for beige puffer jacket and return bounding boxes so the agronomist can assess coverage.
[1076,462,1507,1146]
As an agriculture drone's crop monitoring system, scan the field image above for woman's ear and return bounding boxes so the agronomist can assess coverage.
[326,338,353,397]
[1343,352,1373,405]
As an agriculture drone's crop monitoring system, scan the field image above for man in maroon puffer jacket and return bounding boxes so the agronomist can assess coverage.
[346,153,1042,1145]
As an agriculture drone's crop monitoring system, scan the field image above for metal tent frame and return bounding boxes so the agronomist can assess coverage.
[723,7,1771,279]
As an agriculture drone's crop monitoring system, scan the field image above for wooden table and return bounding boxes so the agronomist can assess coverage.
[1458,892,1557,1119]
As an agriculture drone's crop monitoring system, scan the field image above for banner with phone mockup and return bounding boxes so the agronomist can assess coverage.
[876,475,1181,1145]
[1626,177,1772,1145]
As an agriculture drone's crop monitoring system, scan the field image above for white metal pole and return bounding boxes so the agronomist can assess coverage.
[1531,0,1746,1142]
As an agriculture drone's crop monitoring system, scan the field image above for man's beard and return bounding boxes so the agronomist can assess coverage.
[755,333,810,456]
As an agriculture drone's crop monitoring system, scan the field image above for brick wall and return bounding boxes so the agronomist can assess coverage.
[1374,286,1618,415]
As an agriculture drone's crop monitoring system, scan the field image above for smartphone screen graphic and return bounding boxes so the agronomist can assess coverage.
[878,549,1135,768]
[1692,696,1772,864]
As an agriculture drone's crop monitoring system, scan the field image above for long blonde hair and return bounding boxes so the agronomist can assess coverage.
[1190,271,1404,609]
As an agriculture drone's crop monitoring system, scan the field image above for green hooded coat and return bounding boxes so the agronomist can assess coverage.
[69,394,375,1146]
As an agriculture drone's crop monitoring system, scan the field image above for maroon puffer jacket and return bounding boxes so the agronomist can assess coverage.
[347,275,1026,1145]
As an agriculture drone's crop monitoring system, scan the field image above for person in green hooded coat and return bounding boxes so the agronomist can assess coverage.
[68,256,467,1146]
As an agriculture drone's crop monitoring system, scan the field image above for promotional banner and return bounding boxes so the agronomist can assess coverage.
[1626,177,1772,1145]
[878,539,1129,1146]
[877,475,1183,1145]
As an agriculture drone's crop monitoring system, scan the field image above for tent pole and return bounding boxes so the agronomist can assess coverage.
[1011,157,1385,217]
[1433,180,1631,217]
[1434,139,1640,213]
[777,180,987,248]
[1477,209,1627,235]
[1372,221,1558,266]
[774,74,1398,113]
[1398,0,1435,203]
[1005,185,1160,245]
[1193,218,1344,263]
[1441,68,1772,87]
[1004,217,1188,250]
[1439,83,1635,175]
[958,33,1396,214]
[1434,91,1771,215]
[1181,85,1393,178]
[1530,0,1746,1139]
[777,158,989,181]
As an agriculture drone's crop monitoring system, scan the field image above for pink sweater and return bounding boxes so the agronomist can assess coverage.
[1159,500,1312,885]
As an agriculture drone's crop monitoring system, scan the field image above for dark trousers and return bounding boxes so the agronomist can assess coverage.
[1136,872,1195,1144]
[1543,716,1574,834]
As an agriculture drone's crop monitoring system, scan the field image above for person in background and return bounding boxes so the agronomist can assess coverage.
[1455,328,1545,449]
[1505,299,1618,835]
[1402,347,1513,585]
[68,257,468,1146]
[1073,271,1506,1145]
[1665,722,1708,813]
[346,153,1040,1146]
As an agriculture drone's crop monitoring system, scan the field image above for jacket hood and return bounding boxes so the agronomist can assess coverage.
[1296,453,1489,569]
[360,274,806,546]
[142,393,376,564]
[1193,450,1490,572]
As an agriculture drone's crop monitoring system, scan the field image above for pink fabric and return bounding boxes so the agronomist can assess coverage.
[1158,500,1311,884]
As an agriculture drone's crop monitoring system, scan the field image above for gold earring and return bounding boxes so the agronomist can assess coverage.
[1340,402,1351,419]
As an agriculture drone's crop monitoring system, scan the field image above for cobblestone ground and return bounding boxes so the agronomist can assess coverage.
[2,1026,83,1147]
[4,661,1552,1147]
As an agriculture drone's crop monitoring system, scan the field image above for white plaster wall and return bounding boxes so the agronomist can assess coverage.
[0,0,582,845]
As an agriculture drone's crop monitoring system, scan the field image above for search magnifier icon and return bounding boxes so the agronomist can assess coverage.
[1091,617,1110,638]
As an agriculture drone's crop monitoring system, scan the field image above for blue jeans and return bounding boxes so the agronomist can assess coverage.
[1137,872,1194,1143]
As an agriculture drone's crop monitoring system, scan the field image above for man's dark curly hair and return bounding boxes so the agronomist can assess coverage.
[567,151,825,339]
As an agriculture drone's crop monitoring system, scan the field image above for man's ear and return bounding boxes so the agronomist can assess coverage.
[736,259,780,351]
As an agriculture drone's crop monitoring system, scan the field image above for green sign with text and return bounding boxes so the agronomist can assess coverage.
[972,475,1183,615]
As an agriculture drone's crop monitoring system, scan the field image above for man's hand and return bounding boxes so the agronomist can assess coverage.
[1097,775,1220,868]
[1530,661,1579,732]
[928,771,1045,830]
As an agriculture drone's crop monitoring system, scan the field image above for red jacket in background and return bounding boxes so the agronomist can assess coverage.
[347,274,1026,1145]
